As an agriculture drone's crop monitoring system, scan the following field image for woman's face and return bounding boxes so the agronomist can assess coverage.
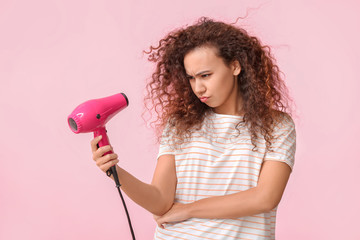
[183,45,242,115]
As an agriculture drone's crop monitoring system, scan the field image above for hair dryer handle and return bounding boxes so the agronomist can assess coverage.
[94,127,113,155]
[93,127,120,183]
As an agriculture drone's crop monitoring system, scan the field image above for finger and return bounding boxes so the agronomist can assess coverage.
[99,158,119,172]
[91,135,103,153]
[97,145,113,156]
[156,218,165,229]
[95,153,118,166]
[93,145,113,161]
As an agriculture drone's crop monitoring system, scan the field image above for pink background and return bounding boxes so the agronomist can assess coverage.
[1,0,359,239]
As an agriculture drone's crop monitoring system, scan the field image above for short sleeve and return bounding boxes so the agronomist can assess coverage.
[264,113,296,172]
[156,121,176,161]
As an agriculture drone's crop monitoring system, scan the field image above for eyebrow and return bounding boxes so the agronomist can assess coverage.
[186,70,211,77]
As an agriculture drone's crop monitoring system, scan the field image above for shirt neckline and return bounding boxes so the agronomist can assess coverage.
[210,110,244,118]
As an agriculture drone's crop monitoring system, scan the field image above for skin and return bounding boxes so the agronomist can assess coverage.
[184,45,244,116]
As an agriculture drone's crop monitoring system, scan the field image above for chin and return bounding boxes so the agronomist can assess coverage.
[204,102,214,107]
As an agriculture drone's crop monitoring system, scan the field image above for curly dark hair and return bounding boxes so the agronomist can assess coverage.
[142,16,294,152]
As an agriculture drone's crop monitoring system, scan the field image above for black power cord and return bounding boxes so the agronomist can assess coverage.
[107,166,136,240]
[98,144,136,240]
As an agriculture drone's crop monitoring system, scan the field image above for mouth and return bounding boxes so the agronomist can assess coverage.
[200,97,209,103]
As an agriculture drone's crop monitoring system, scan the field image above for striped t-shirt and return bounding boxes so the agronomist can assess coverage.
[154,110,296,240]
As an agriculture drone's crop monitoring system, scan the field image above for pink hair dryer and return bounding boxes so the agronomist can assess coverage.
[67,93,129,187]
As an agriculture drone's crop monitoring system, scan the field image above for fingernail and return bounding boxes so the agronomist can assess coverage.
[99,135,102,139]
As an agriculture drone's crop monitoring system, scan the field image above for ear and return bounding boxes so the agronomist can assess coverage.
[231,60,241,76]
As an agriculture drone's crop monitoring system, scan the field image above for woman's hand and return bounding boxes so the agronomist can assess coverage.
[153,202,191,229]
[90,135,119,173]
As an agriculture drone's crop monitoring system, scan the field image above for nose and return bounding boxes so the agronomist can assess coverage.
[193,78,206,96]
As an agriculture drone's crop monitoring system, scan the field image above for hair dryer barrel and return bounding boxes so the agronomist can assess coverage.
[67,93,129,134]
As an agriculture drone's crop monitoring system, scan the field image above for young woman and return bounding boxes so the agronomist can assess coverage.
[91,17,296,240]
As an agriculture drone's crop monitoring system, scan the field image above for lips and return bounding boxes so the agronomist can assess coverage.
[200,97,209,102]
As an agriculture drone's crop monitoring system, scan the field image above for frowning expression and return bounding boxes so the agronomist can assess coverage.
[184,45,241,115]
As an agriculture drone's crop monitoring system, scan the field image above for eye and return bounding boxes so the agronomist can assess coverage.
[187,76,194,80]
[201,74,210,78]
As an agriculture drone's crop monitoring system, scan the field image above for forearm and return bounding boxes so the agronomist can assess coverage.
[107,165,168,216]
[188,187,270,219]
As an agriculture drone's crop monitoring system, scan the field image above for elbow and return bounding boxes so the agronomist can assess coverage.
[151,209,166,217]
[150,183,176,216]
[257,190,280,212]
[151,192,174,216]
[152,204,173,217]
[263,201,278,212]
[152,202,172,216]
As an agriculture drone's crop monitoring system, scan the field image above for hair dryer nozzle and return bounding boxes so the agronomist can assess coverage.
[121,93,129,106]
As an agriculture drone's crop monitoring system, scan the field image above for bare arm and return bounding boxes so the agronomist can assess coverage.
[187,160,291,218]
[155,160,291,227]
[91,136,177,216]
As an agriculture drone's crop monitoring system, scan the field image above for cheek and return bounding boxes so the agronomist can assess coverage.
[217,76,235,96]
[216,74,231,89]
